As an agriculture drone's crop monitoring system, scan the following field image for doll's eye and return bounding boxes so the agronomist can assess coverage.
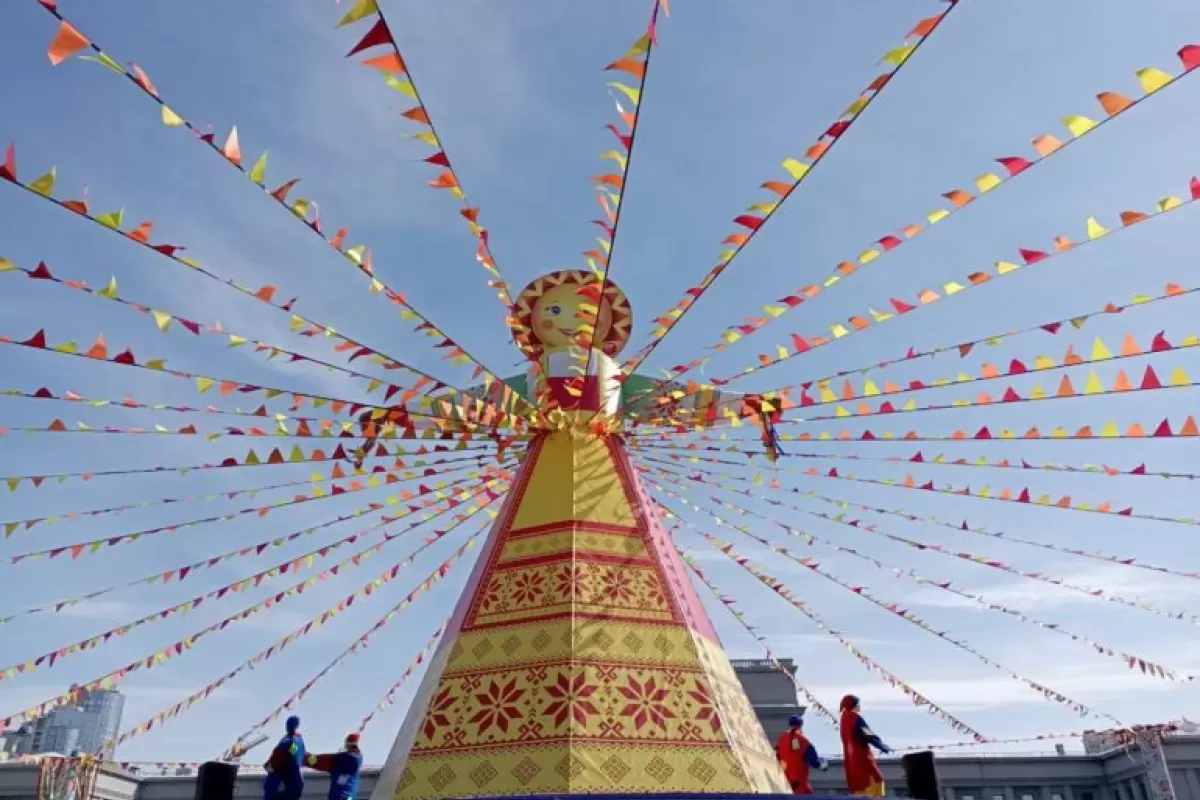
[546,305,562,316]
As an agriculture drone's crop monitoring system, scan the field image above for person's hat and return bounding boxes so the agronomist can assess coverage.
[839,695,860,712]
[788,714,804,727]
[344,733,360,747]
[285,715,301,732]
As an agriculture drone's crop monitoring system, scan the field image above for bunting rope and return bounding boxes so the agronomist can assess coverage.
[1,384,517,444]
[0,157,488,412]
[333,0,517,316]
[0,471,509,681]
[354,619,448,734]
[0,440,513,495]
[642,459,1200,626]
[678,518,990,743]
[0,446,501,537]
[0,256,461,411]
[577,0,665,423]
[627,281,1199,427]
[620,0,964,377]
[6,456,511,563]
[34,4,545,425]
[701,176,1200,387]
[635,450,1200,581]
[0,465,506,627]
[104,513,491,754]
[692,526,1122,724]
[0,477,506,731]
[645,469,1191,683]
[0,326,518,435]
[674,544,840,729]
[624,177,1200,427]
[631,438,1200,483]
[628,405,1200,445]
[628,43,1200,388]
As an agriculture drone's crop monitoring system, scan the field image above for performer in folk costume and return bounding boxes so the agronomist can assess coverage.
[262,716,306,800]
[348,271,785,460]
[839,695,892,797]
[776,714,827,795]
[304,732,365,800]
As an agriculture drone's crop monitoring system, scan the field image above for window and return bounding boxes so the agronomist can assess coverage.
[1051,793,1064,800]
[1019,793,1035,800]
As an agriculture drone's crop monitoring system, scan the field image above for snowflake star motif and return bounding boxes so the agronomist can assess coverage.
[543,669,600,728]
[511,569,545,605]
[601,567,637,604]
[688,679,721,732]
[422,686,458,741]
[469,677,526,734]
[618,675,676,731]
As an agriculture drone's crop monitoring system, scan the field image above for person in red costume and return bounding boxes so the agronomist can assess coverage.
[776,714,827,794]
[839,694,892,796]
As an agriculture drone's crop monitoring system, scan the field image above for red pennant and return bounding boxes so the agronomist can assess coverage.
[0,143,15,182]
[347,18,393,57]
[996,156,1030,176]
[1180,45,1200,72]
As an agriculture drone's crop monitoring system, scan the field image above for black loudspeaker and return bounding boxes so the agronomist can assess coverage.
[901,750,940,800]
[196,761,239,800]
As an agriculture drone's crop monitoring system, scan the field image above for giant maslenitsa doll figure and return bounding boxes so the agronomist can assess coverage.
[369,271,788,799]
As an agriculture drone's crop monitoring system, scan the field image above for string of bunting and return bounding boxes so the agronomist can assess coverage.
[636,450,1200,581]
[777,324,1198,417]
[0,471,509,680]
[0,325,516,433]
[628,406,1200,445]
[647,471,1190,684]
[104,515,490,753]
[0,256,505,421]
[640,42,1200,384]
[704,176,1200,386]
[673,545,840,729]
[4,452,511,562]
[570,0,666,414]
[0,440,515,495]
[354,620,446,734]
[631,437,1200,483]
[0,445,500,536]
[5,455,511,563]
[774,360,1199,427]
[0,478,505,732]
[683,512,1122,723]
[228,610,446,753]
[0,155,490,414]
[620,0,964,377]
[643,458,1200,627]
[35,4,543,424]
[625,176,1200,424]
[629,281,1199,428]
[228,612,445,754]
[682,518,990,743]
[788,459,1199,528]
[645,457,1200,619]
[334,0,517,316]
[1,385,515,444]
[0,465,505,626]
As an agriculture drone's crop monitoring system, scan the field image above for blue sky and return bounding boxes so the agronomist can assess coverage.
[2,0,1200,767]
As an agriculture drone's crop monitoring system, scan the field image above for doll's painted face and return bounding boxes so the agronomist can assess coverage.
[530,283,613,352]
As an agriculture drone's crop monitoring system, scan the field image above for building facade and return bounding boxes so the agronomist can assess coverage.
[0,689,125,759]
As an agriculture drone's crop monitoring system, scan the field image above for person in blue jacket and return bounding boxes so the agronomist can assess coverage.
[306,733,364,800]
[262,716,306,800]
